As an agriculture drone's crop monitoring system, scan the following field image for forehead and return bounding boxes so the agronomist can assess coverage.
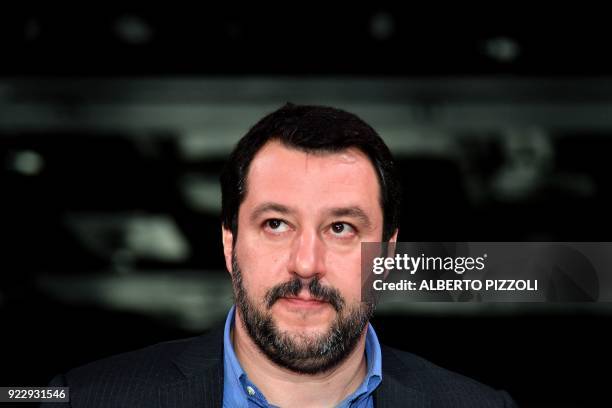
[242,140,382,218]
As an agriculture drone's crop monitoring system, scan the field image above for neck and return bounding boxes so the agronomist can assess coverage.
[232,311,368,408]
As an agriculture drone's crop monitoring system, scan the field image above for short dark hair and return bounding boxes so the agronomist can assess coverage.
[220,103,401,241]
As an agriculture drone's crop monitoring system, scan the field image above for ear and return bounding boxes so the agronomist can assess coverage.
[386,228,399,257]
[384,229,399,280]
[389,228,398,244]
[222,226,235,276]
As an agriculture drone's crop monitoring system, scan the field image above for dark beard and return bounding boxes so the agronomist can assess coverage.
[231,254,375,375]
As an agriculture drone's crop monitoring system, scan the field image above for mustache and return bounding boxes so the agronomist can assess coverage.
[265,277,345,312]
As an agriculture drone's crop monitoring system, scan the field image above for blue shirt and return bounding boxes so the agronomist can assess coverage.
[222,305,382,408]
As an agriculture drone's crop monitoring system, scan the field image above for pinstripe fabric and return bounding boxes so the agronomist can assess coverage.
[41,326,516,408]
[373,346,518,408]
[41,327,225,408]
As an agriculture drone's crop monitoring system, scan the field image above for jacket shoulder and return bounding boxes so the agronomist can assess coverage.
[381,345,517,407]
[66,335,197,385]
[50,327,224,408]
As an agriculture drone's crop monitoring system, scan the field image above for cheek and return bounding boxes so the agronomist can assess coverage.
[326,250,363,301]
[235,239,289,294]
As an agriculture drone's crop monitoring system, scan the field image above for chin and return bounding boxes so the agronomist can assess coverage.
[272,299,335,319]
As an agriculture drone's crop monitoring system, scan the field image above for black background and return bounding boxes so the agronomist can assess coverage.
[2,6,612,407]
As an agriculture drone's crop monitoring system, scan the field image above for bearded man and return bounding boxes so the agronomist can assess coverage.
[44,104,517,408]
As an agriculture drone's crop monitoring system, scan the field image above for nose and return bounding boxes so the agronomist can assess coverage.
[288,228,326,280]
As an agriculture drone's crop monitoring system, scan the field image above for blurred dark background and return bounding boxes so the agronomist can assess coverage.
[1,6,612,408]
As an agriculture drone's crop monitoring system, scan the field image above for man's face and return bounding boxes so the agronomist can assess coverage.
[223,140,390,374]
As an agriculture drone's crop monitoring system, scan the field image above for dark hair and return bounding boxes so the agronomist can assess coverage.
[220,103,401,241]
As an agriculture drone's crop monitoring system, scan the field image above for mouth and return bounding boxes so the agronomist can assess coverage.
[279,296,329,309]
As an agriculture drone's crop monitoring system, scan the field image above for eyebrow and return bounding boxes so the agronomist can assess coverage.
[250,202,295,223]
[326,206,373,229]
[250,202,373,229]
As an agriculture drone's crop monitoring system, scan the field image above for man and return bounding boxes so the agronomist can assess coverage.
[45,104,517,407]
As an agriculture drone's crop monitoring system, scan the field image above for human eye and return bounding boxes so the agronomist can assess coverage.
[263,218,291,234]
[329,222,357,239]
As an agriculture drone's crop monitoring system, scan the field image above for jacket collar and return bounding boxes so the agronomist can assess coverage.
[159,327,225,408]
[374,345,429,408]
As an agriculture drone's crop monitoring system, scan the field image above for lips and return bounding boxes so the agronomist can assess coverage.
[280,296,328,308]
[284,296,324,302]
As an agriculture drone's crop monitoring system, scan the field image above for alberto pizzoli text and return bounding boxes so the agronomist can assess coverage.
[372,279,538,292]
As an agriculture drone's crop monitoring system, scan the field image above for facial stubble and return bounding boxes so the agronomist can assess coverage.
[230,254,375,375]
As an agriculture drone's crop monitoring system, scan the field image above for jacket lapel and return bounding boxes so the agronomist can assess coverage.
[374,346,429,408]
[159,327,225,408]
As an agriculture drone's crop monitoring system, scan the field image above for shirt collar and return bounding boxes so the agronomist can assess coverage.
[337,316,382,406]
[222,305,250,407]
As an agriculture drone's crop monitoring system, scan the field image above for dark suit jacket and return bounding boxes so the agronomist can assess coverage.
[43,327,517,407]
